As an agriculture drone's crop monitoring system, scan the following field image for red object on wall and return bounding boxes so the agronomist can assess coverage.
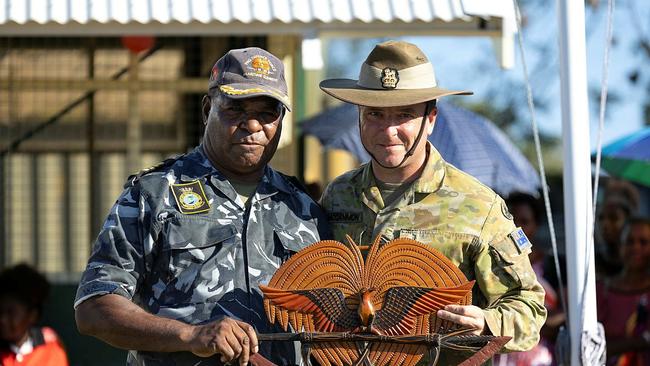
[121,36,155,54]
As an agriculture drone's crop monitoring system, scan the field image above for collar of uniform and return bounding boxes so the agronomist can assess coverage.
[356,142,445,213]
[357,163,384,214]
[411,142,446,194]
[187,145,241,205]
[255,166,293,200]
[194,146,290,203]
[178,146,222,181]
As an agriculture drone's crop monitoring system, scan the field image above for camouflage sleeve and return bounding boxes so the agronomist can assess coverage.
[74,184,152,308]
[474,196,547,352]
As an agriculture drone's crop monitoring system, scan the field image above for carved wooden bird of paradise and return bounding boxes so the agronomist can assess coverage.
[260,236,475,366]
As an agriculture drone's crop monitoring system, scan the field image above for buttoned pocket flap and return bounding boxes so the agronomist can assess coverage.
[165,217,237,250]
[274,229,307,253]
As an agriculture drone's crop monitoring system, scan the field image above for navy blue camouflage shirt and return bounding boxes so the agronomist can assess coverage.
[75,146,330,366]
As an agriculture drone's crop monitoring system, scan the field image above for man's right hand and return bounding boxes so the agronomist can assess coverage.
[188,317,259,366]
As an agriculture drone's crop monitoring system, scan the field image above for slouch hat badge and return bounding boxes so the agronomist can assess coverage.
[380,67,399,89]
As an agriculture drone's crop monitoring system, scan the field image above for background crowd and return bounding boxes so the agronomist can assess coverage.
[496,178,650,366]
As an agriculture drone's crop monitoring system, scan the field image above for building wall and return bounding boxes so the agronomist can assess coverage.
[0,35,300,365]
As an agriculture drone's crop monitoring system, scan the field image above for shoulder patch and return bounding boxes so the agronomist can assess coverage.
[124,154,181,188]
[139,154,182,176]
[508,227,532,253]
[170,180,211,214]
[501,201,514,220]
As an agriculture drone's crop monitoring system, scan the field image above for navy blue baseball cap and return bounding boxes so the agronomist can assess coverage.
[209,47,291,111]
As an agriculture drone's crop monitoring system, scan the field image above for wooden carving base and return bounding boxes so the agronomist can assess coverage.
[256,330,511,366]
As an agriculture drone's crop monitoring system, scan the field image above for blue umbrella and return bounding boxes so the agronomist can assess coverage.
[596,127,650,187]
[301,101,541,196]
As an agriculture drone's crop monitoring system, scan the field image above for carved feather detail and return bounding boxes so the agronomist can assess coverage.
[261,237,474,366]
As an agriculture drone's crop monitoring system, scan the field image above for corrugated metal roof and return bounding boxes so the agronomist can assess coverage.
[0,0,513,28]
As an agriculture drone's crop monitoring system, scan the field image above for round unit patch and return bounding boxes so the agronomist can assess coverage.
[179,191,204,210]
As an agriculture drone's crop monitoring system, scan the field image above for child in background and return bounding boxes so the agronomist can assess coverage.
[0,264,69,366]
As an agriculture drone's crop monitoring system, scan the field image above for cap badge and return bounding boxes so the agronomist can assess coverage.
[251,55,272,74]
[380,67,399,89]
[244,55,278,82]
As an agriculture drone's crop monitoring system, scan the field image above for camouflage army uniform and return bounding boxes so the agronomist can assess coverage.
[75,146,329,366]
[320,143,546,365]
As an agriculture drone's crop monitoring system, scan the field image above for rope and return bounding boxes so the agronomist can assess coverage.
[512,0,615,363]
[580,0,614,363]
[511,0,567,317]
[592,0,615,231]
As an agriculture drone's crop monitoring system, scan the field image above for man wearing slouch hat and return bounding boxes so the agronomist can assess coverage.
[319,40,546,364]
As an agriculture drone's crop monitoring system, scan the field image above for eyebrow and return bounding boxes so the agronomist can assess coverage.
[395,108,418,113]
[363,107,419,113]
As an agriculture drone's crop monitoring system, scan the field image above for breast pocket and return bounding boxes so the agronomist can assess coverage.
[398,229,479,269]
[160,216,239,304]
[272,229,309,264]
[488,237,535,289]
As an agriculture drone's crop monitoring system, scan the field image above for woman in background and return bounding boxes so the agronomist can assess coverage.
[596,179,640,278]
[597,217,650,366]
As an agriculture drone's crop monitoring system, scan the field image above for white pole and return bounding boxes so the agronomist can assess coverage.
[557,0,599,365]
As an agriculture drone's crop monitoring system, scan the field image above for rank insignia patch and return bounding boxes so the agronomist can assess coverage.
[508,227,532,253]
[171,181,211,214]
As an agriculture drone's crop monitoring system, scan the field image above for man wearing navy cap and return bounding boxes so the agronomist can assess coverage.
[74,47,329,366]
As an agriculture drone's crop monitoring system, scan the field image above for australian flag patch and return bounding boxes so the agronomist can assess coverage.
[508,228,532,253]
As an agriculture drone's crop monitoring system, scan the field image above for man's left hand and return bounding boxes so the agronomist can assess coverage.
[436,305,486,335]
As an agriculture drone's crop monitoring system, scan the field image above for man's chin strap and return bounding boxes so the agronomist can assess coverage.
[360,100,435,170]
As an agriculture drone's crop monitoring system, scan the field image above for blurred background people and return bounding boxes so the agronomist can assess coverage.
[0,264,69,366]
[495,192,564,366]
[596,179,641,278]
[597,217,650,366]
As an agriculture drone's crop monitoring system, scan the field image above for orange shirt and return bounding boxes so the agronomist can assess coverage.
[0,327,68,366]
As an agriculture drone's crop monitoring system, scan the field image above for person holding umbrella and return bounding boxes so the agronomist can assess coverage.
[318,40,546,364]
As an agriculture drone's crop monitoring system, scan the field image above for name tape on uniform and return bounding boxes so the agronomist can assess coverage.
[327,212,361,223]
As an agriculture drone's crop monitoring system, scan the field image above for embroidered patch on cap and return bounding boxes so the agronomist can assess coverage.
[244,55,278,82]
[170,181,211,215]
[508,227,532,253]
[380,67,399,89]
